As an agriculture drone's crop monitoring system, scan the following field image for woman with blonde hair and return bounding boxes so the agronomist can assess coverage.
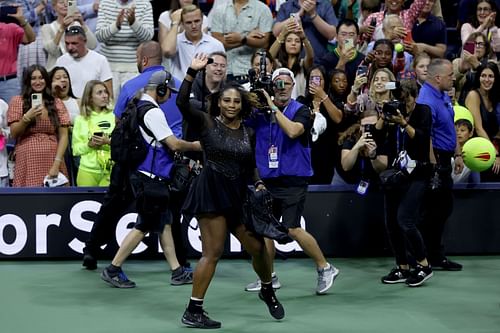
[72,80,114,186]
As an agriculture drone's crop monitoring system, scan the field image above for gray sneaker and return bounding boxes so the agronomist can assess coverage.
[101,266,136,288]
[245,275,281,292]
[171,266,193,285]
[316,264,339,295]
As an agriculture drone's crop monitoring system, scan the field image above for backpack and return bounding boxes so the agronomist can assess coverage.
[110,98,157,169]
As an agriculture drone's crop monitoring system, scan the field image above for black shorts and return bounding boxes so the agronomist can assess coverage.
[266,185,307,229]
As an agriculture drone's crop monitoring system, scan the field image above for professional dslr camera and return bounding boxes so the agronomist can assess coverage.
[248,51,274,109]
[382,100,406,118]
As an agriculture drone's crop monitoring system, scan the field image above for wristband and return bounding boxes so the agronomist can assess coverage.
[310,13,318,20]
[22,115,32,124]
[320,95,328,103]
[270,105,279,113]
[54,157,63,162]
[186,67,199,78]
[241,36,247,45]
[21,21,29,27]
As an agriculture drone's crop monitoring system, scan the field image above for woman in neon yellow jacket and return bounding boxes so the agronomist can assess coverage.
[72,80,115,186]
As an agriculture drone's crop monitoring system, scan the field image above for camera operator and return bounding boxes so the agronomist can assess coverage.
[378,79,435,287]
[245,68,340,295]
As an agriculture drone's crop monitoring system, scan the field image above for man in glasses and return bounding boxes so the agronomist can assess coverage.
[245,68,340,295]
[55,25,112,98]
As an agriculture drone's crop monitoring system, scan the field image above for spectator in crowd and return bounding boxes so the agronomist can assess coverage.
[161,5,225,81]
[72,80,114,186]
[100,70,199,289]
[16,0,47,80]
[412,52,431,88]
[364,39,395,84]
[269,21,313,98]
[0,99,9,187]
[461,0,500,53]
[50,66,79,124]
[0,4,36,104]
[82,41,189,272]
[55,25,113,98]
[158,0,208,40]
[464,62,500,180]
[245,68,339,295]
[273,0,337,59]
[177,55,284,328]
[95,0,154,98]
[210,0,273,84]
[452,118,480,184]
[77,0,100,33]
[7,64,70,187]
[316,18,365,89]
[417,58,464,271]
[358,0,381,30]
[380,79,434,287]
[41,0,97,71]
[297,65,343,184]
[408,0,447,59]
[362,0,426,42]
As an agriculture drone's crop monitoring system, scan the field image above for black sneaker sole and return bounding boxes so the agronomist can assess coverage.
[181,316,221,329]
[258,292,285,320]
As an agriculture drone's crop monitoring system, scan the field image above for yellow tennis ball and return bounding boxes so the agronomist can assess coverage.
[454,105,474,127]
[394,43,404,53]
[462,137,496,172]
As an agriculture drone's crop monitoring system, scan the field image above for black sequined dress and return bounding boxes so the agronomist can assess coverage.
[176,77,255,221]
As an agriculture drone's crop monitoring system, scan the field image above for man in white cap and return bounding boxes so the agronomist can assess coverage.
[100,70,201,288]
[245,67,340,295]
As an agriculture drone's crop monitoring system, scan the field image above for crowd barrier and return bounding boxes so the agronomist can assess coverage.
[1,184,499,259]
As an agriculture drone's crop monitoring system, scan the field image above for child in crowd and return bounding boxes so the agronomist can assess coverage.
[453,118,480,184]
[72,80,114,186]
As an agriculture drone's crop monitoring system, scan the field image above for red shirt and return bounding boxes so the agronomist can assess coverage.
[0,23,24,76]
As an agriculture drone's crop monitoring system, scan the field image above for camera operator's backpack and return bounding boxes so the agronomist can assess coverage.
[110,98,157,169]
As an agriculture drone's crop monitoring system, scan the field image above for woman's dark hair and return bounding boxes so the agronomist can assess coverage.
[170,0,199,11]
[215,82,255,119]
[338,109,378,145]
[251,49,276,73]
[472,61,500,107]
[329,69,348,96]
[277,31,303,76]
[303,65,329,100]
[464,32,493,60]
[470,0,500,28]
[49,66,76,99]
[22,64,60,129]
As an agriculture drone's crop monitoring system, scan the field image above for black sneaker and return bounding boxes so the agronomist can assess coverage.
[101,267,136,288]
[258,291,285,320]
[381,267,410,284]
[181,308,221,329]
[171,267,193,286]
[431,258,463,271]
[406,265,433,287]
[82,253,97,270]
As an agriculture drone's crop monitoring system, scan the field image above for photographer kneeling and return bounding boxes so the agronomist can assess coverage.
[378,80,434,287]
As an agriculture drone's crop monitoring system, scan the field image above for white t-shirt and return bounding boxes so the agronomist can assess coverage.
[140,94,174,146]
[158,10,209,32]
[62,97,81,124]
[55,50,113,98]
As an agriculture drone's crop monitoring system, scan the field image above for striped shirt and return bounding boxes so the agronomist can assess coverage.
[95,0,154,64]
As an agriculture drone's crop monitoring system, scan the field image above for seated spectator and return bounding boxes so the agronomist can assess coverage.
[55,25,113,98]
[50,66,79,124]
[7,65,70,187]
[0,98,9,187]
[412,52,431,89]
[0,4,36,104]
[464,62,500,180]
[210,0,273,84]
[408,0,447,59]
[453,32,496,103]
[452,118,480,184]
[273,0,337,59]
[316,18,365,90]
[95,0,154,98]
[161,5,225,81]
[362,0,426,42]
[461,0,500,54]
[41,0,97,71]
[269,21,313,98]
[72,80,114,186]
[297,65,343,184]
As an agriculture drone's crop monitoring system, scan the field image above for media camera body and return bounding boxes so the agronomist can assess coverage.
[248,51,274,108]
[382,100,406,118]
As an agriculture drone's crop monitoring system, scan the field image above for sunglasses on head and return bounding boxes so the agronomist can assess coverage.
[65,26,85,35]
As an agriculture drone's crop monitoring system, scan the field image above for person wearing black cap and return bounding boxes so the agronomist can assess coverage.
[245,67,340,295]
[100,70,201,288]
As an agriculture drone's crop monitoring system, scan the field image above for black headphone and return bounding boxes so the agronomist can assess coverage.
[156,71,173,97]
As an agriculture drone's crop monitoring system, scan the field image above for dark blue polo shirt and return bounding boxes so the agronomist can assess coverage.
[412,14,447,46]
[275,0,338,59]
[416,82,456,152]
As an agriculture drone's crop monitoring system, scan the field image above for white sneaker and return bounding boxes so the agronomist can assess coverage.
[316,264,339,295]
[245,275,281,292]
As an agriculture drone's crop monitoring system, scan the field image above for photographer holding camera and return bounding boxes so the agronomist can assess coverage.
[378,79,435,287]
[245,68,340,295]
